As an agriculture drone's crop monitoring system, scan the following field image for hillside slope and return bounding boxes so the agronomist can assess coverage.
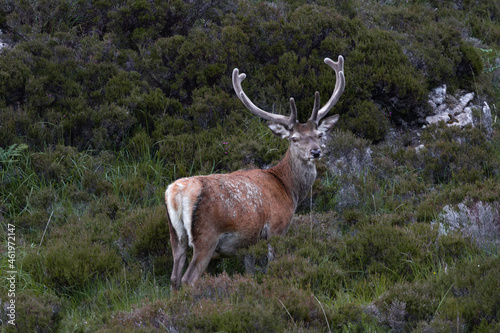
[0,1,499,331]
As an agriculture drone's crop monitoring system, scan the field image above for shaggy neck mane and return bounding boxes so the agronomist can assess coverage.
[266,148,317,209]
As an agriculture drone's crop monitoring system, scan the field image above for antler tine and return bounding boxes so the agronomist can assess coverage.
[309,91,321,123]
[289,98,297,125]
[316,55,345,121]
[232,68,295,128]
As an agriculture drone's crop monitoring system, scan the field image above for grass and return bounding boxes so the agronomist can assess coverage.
[59,273,171,331]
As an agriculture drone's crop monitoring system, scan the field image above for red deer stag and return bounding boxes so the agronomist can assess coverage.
[165,56,345,289]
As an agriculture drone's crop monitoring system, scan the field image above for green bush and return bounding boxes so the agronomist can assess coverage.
[105,272,365,332]
[121,206,172,277]
[377,256,500,331]
[0,0,493,147]
[22,214,123,293]
[339,222,437,282]
[347,28,427,131]
[1,290,65,333]
[420,124,499,183]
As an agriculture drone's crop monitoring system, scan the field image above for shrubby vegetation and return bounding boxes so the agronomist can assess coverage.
[0,0,499,332]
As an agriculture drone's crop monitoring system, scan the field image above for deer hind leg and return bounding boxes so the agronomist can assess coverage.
[165,179,202,289]
[181,234,219,287]
[166,204,187,290]
[167,217,188,290]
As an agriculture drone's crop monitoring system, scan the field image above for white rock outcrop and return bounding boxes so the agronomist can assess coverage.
[481,101,493,138]
[425,86,476,128]
[0,30,7,52]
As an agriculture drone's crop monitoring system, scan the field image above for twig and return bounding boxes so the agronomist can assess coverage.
[314,295,331,333]
[39,210,54,247]
[278,298,296,328]
[310,185,313,239]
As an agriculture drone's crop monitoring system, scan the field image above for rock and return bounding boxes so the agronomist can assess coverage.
[426,89,475,128]
[426,112,450,125]
[450,92,474,116]
[451,107,473,127]
[481,102,493,138]
[414,144,425,152]
[0,30,7,52]
[437,104,448,112]
[429,84,447,106]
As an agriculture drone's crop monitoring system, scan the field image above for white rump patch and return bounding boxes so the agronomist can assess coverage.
[165,178,201,247]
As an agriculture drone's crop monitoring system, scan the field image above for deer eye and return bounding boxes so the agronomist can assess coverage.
[291,137,298,143]
[318,132,324,139]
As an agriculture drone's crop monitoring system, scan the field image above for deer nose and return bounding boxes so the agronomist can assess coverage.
[311,148,321,159]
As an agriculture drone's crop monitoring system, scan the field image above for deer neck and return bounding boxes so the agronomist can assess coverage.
[268,148,317,209]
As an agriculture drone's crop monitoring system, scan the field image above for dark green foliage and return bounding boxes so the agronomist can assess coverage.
[418,124,498,183]
[377,256,500,331]
[23,215,123,293]
[347,28,427,134]
[121,206,173,277]
[1,290,65,333]
[105,272,369,332]
[2,0,489,146]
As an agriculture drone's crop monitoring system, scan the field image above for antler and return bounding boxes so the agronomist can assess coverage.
[310,55,345,123]
[233,68,297,128]
[233,55,344,127]
[309,91,320,122]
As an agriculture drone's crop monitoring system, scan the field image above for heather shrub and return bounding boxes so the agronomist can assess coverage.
[90,103,137,150]
[445,180,500,204]
[462,0,500,45]
[88,193,127,221]
[118,175,154,205]
[13,210,51,237]
[420,124,499,183]
[0,0,495,152]
[376,256,500,331]
[0,106,32,145]
[22,214,123,292]
[107,274,283,331]
[322,129,372,212]
[266,253,347,298]
[382,124,500,185]
[347,28,427,131]
[81,169,113,197]
[187,86,242,129]
[124,130,153,159]
[373,281,439,330]
[0,49,30,106]
[339,222,437,282]
[374,3,485,91]
[29,145,99,185]
[106,272,367,332]
[28,186,57,211]
[1,290,65,333]
[121,206,172,277]
[24,237,121,293]
[433,200,500,252]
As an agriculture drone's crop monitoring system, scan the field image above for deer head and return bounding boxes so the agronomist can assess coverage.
[232,56,344,162]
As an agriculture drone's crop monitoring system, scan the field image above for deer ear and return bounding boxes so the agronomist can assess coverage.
[318,114,339,133]
[268,122,291,139]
